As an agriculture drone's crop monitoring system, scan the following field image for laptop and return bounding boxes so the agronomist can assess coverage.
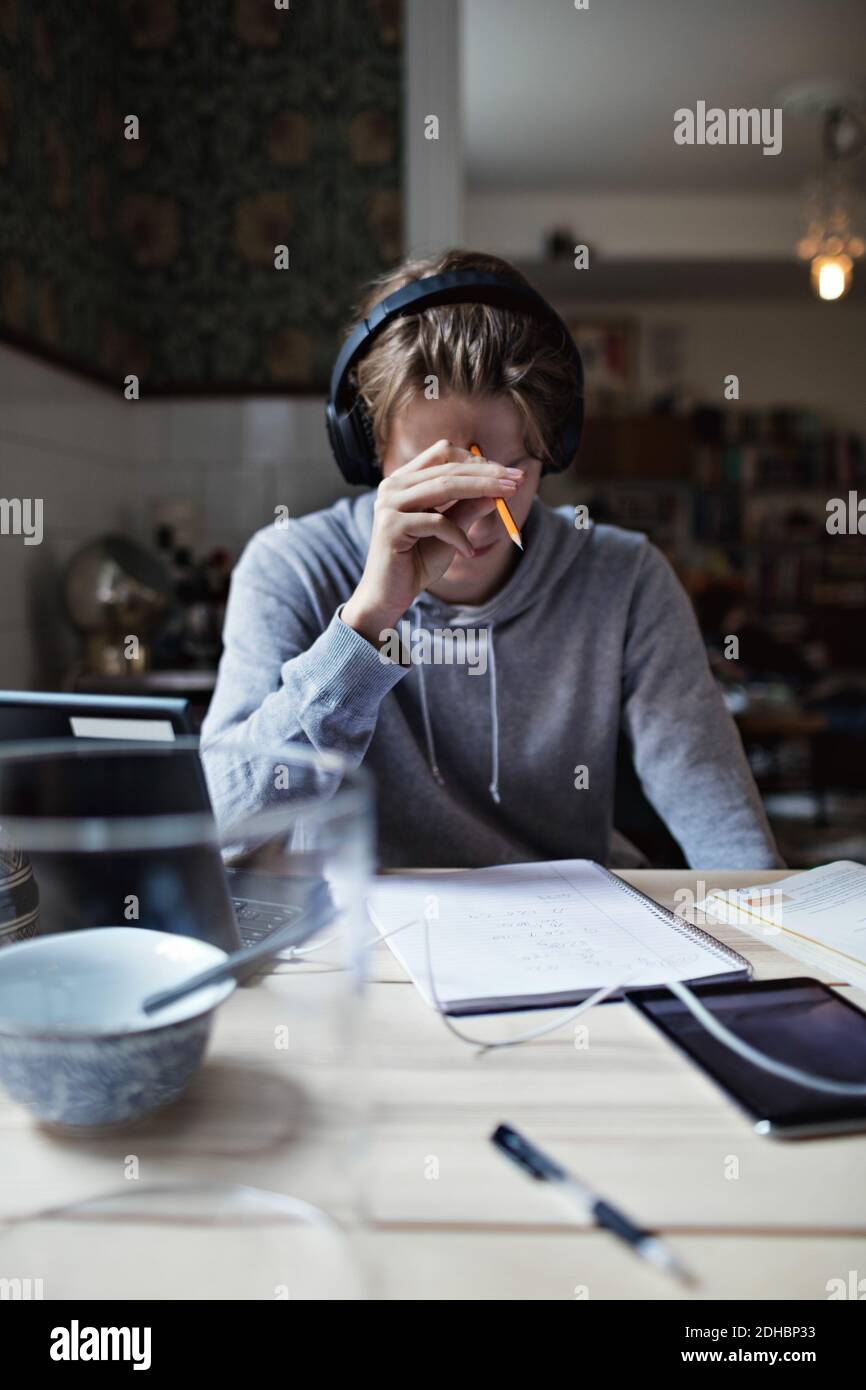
[0,691,311,952]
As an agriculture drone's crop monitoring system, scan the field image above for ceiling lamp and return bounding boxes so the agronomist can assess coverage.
[788,93,866,301]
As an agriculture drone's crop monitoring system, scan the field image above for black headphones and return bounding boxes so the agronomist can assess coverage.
[325,270,584,487]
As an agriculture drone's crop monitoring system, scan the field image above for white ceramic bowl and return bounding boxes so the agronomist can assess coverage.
[0,927,234,1128]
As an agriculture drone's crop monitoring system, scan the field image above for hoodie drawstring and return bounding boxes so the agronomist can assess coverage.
[486,623,501,804]
[411,605,500,805]
[412,604,444,786]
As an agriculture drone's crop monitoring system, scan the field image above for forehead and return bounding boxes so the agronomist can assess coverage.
[388,392,529,458]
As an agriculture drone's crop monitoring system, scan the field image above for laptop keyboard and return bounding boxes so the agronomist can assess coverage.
[232,898,303,947]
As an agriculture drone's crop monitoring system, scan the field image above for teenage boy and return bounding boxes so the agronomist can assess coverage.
[202,250,782,871]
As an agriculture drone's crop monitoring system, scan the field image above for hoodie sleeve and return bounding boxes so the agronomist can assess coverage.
[620,541,785,869]
[199,527,408,827]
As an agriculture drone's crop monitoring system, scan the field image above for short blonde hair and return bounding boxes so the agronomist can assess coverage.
[350,249,580,470]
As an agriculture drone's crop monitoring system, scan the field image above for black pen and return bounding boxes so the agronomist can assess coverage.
[491,1123,695,1286]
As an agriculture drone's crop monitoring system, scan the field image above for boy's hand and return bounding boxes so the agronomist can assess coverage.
[341,439,522,647]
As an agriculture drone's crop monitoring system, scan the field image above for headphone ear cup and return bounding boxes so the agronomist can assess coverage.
[348,400,380,486]
[358,402,377,461]
[325,400,378,486]
[325,401,352,481]
[542,395,584,475]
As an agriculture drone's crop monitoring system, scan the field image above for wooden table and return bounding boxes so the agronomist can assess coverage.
[2,870,865,1300]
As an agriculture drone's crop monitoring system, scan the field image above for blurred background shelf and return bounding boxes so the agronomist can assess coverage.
[516,259,866,302]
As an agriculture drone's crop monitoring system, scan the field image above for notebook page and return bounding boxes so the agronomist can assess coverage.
[367,860,735,1009]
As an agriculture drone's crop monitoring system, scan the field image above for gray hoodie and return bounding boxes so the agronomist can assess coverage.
[201,490,782,870]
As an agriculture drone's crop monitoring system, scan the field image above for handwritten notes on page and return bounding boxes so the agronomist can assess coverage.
[367,860,744,1015]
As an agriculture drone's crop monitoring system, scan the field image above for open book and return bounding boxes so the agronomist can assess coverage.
[698,860,866,990]
[367,859,749,1015]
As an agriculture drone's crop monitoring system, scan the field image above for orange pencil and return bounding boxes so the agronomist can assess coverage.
[469,443,523,551]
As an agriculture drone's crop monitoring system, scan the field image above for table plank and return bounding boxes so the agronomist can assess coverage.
[359,1229,866,1301]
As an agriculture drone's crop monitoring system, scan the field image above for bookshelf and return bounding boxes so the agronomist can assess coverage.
[541,407,866,666]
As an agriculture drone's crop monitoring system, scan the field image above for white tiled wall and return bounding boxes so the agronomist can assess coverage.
[123,396,351,561]
[0,348,128,687]
[0,343,350,689]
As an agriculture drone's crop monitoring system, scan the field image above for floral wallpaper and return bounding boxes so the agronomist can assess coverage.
[0,0,402,390]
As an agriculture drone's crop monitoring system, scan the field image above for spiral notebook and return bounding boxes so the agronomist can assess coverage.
[367,859,751,1015]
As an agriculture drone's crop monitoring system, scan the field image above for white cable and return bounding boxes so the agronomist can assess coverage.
[374,910,866,1090]
[367,912,627,1048]
[419,909,629,1052]
[667,977,866,1097]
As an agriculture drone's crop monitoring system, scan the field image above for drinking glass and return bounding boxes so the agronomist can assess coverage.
[0,737,374,1300]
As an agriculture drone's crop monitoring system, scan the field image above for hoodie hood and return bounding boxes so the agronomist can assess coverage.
[344,489,595,804]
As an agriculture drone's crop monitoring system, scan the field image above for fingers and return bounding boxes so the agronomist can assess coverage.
[373,443,523,562]
[396,512,476,559]
[385,465,520,515]
[390,439,522,482]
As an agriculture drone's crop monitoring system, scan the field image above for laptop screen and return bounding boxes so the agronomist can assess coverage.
[0,692,241,951]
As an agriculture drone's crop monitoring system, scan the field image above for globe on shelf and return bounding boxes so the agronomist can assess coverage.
[64,535,172,675]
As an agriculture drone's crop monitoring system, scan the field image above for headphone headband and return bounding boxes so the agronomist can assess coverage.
[326,269,584,487]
